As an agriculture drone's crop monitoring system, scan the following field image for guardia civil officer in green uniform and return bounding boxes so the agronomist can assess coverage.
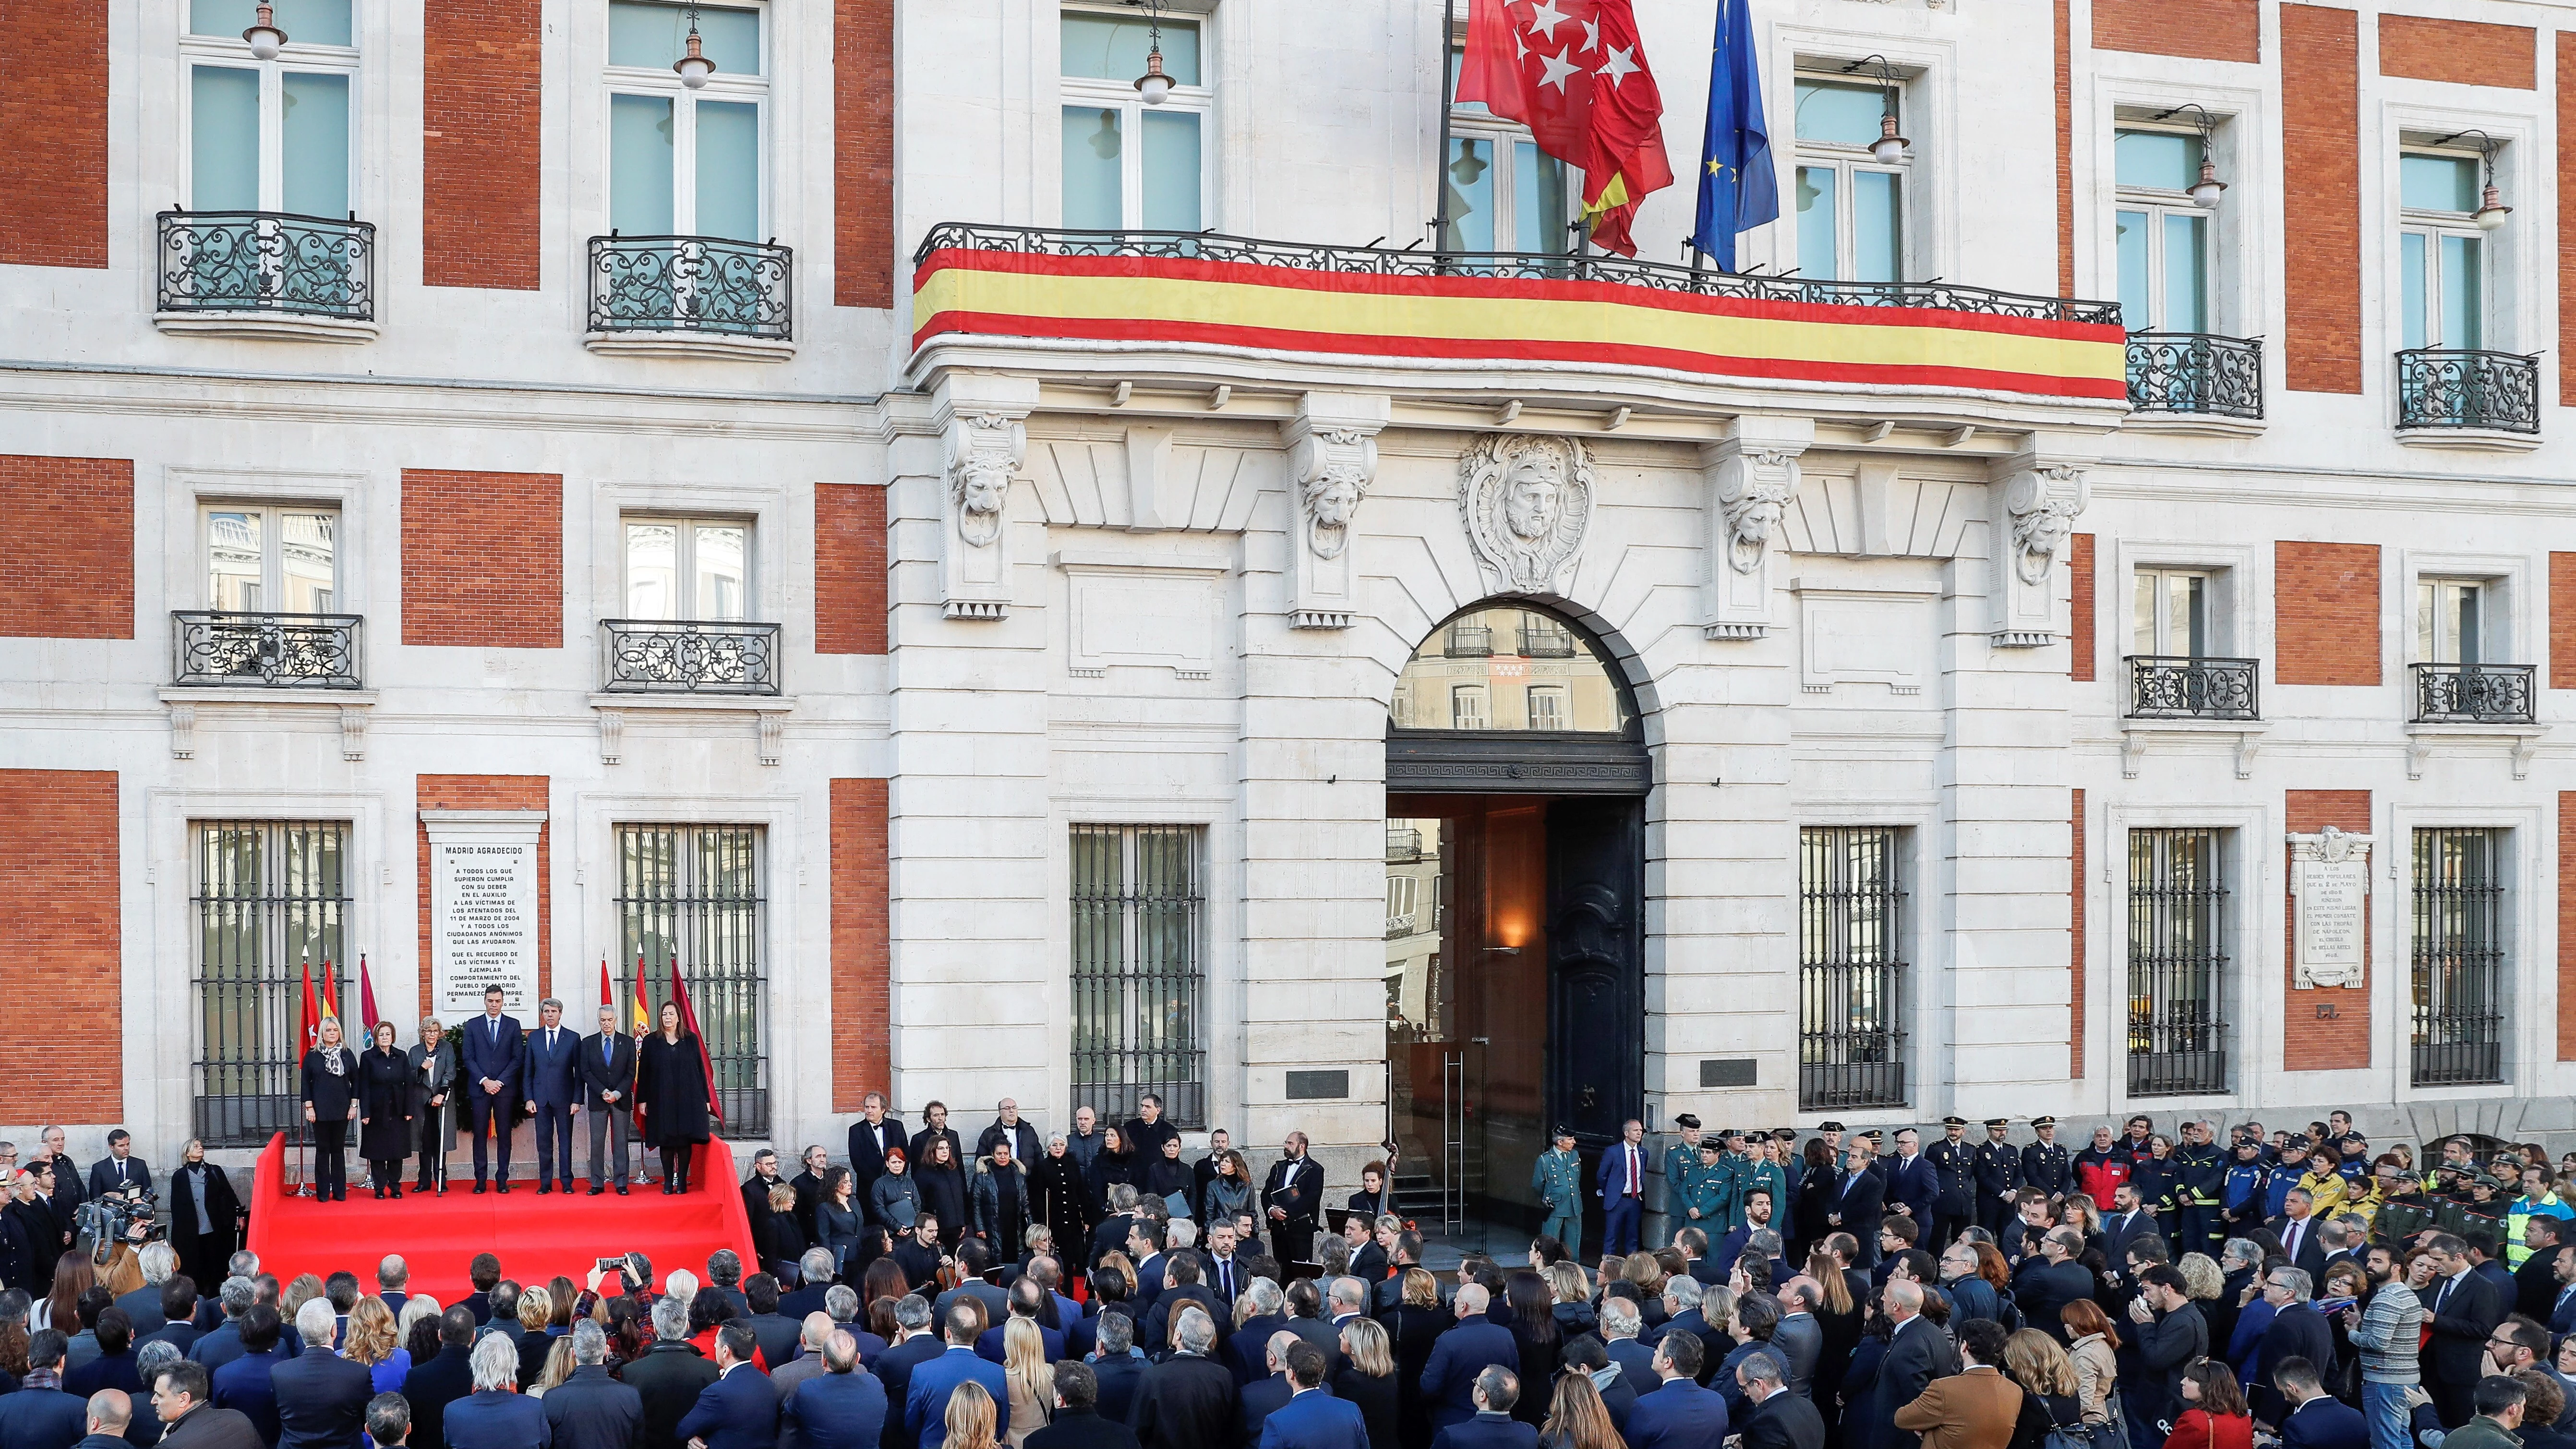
[1666,1114,1727,1229]
[1719,1128,1769,1232]
[1532,1123,1585,1253]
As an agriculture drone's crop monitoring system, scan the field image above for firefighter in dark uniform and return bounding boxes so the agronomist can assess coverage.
[1973,1118,2022,1234]
[2171,1118,2227,1260]
[1926,1115,1976,1250]
[2021,1116,2072,1207]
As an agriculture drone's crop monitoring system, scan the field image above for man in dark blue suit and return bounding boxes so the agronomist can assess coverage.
[677,1325,782,1449]
[1428,1366,1540,1449]
[522,997,583,1195]
[1417,1285,1518,1431]
[2274,1357,2369,1449]
[1599,1121,1649,1256]
[0,1330,85,1449]
[1261,1342,1370,1449]
[457,986,527,1193]
[1822,1148,1887,1269]
[269,1301,373,1449]
[1026,1362,1141,1449]
[1083,1313,1147,1425]
[542,1321,646,1449]
[784,1330,888,1449]
[1238,1332,1299,1449]
[2545,1244,2576,1338]
[845,1094,909,1213]
[906,1306,1009,1449]
[2251,1270,2338,1427]
[87,1131,153,1202]
[1737,1351,1826,1449]
[444,1334,553,1449]
[209,1304,288,1445]
[1880,1132,1939,1238]
[872,1299,949,1449]
[1625,1335,1730,1449]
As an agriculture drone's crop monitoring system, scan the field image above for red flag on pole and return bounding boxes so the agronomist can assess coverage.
[358,954,379,1033]
[599,957,614,1010]
[299,956,320,1054]
[1457,0,1673,255]
[631,954,651,1136]
[667,960,722,1128]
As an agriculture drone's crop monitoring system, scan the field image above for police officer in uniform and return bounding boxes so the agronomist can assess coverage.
[1718,1129,1762,1232]
[1974,1119,2023,1234]
[2021,1116,2072,1206]
[2170,1118,2227,1260]
[1926,1116,1976,1250]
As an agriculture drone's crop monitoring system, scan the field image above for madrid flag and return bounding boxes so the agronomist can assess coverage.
[1457,0,1673,255]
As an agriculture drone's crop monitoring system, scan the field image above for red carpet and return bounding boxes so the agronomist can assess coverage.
[245,1135,759,1303]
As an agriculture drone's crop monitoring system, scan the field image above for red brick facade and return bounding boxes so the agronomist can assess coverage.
[2092,0,2259,63]
[836,0,896,309]
[0,0,107,267]
[815,483,889,655]
[0,770,121,1120]
[2070,788,2086,1080]
[0,456,132,640]
[415,775,551,1022]
[2282,6,2363,394]
[2285,790,2372,1071]
[2378,16,2534,88]
[2275,542,2381,687]
[2070,533,2095,683]
[400,470,563,648]
[424,0,544,289]
[831,779,891,1112]
[2554,552,2576,690]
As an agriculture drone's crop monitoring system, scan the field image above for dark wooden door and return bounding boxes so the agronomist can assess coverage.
[1546,798,1644,1153]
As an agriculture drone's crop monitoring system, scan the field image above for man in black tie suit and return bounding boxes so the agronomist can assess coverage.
[1264,1134,1324,1265]
[845,1093,908,1210]
[2271,1188,2330,1281]
[581,1004,638,1196]
[457,986,526,1193]
[88,1131,152,1202]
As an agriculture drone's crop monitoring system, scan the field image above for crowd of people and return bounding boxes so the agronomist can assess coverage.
[0,1102,2571,1449]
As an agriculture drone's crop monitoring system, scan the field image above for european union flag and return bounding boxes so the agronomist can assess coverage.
[1690,0,1778,271]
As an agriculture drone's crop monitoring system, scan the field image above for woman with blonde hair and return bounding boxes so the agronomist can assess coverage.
[530,1336,577,1397]
[1100,1251,1138,1299]
[344,1296,412,1393]
[282,1273,325,1323]
[1545,1261,1595,1339]
[2059,1299,2121,1426]
[1539,1364,1623,1449]
[2176,1252,2225,1305]
[516,1286,557,1388]
[945,1379,1003,1449]
[1002,1317,1051,1447]
[1334,1316,1398,1449]
[2002,1329,2082,1449]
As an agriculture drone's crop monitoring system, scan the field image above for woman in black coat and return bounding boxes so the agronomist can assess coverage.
[167,1140,240,1292]
[1384,1268,1448,1449]
[1085,1125,1138,1216]
[635,1002,712,1194]
[912,1136,968,1251]
[1503,1272,1560,1427]
[816,1167,867,1281]
[1332,1316,1401,1449]
[356,1021,415,1199]
[1140,1134,1194,1218]
[301,1018,360,1202]
[1031,1133,1090,1253]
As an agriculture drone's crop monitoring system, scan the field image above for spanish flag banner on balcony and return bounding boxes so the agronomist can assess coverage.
[912,244,2129,402]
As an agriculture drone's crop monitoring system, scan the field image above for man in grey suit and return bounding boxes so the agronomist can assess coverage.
[580,1005,638,1196]
[1769,1279,1825,1401]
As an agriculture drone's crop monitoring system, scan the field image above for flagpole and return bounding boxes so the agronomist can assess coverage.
[1430,0,1458,268]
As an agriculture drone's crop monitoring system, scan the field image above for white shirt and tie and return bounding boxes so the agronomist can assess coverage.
[2282,1216,2309,1263]
[1618,1144,1642,1198]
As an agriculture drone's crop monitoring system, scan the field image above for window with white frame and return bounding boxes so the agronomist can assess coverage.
[1526,685,1566,731]
[1793,75,1907,283]
[2132,567,2216,658]
[2398,149,2488,351]
[607,1,766,241]
[2416,578,2494,665]
[205,504,339,613]
[2114,127,2212,333]
[624,517,749,621]
[1061,9,1208,231]
[1450,684,1489,730]
[1441,47,1578,255]
[182,0,357,217]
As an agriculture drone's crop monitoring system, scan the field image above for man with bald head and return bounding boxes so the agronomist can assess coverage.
[75,1389,132,1449]
[1873,1280,1961,1449]
[783,1330,889,1449]
[1419,1284,1518,1430]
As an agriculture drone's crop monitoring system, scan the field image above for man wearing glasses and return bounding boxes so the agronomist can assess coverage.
[148,1360,264,1449]
[2250,1268,2334,1427]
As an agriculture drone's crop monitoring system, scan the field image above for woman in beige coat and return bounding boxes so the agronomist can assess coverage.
[1001,1316,1053,1449]
[2061,1298,2123,1426]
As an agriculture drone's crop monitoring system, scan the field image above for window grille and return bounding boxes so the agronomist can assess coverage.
[1799,827,1908,1110]
[2412,827,2505,1086]
[2127,828,2229,1096]
[192,821,350,1147]
[614,824,770,1135]
[1071,825,1206,1128]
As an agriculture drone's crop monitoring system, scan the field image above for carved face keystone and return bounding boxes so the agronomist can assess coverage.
[1502,456,1564,543]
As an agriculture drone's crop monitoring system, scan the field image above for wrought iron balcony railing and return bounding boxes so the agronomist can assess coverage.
[588,235,793,340]
[599,619,782,695]
[913,224,2128,325]
[156,211,375,320]
[2396,348,2540,434]
[171,611,364,688]
[1445,625,1493,658]
[2126,332,2263,419]
[2412,662,2536,724]
[1519,624,1577,658]
[2127,655,2260,721]
[1386,826,1423,863]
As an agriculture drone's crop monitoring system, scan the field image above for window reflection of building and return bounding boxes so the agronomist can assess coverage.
[1391,604,1627,734]
[1384,817,1445,1044]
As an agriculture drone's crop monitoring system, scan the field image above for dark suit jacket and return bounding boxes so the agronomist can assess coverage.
[847,1117,909,1203]
[0,1386,85,1449]
[869,1335,946,1449]
[1025,1406,1141,1449]
[2425,1269,2507,1392]
[399,1342,478,1449]
[1130,1353,1238,1449]
[2280,1394,2371,1449]
[2252,1304,2337,1425]
[443,1388,552,1449]
[783,1370,889,1449]
[525,1024,584,1109]
[1259,1389,1369,1449]
[1873,1318,1961,1449]
[2269,1216,2331,1280]
[580,1031,639,1110]
[1240,1374,1295,1449]
[1417,1317,1519,1428]
[2101,1209,2157,1266]
[459,1014,529,1101]
[1428,1411,1540,1449]
[1090,1354,1147,1426]
[544,1364,646,1449]
[89,1156,152,1200]
[678,1364,783,1449]
[268,1345,374,1449]
[113,1285,167,1338]
[1744,1391,1828,1449]
[1881,1156,1938,1225]
[623,1342,723,1449]
[1626,1382,1730,1449]
[2012,1261,2095,1345]
[154,1405,265,1449]
[1822,1171,1886,1264]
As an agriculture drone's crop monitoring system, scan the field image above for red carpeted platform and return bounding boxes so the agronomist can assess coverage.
[244,1134,759,1303]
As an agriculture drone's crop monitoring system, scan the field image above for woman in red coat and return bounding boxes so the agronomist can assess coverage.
[2162,1358,2255,1449]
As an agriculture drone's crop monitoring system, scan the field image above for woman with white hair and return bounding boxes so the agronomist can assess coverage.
[301,1016,360,1203]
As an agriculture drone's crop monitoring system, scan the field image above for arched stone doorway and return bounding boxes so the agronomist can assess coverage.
[1383,602,1649,1254]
